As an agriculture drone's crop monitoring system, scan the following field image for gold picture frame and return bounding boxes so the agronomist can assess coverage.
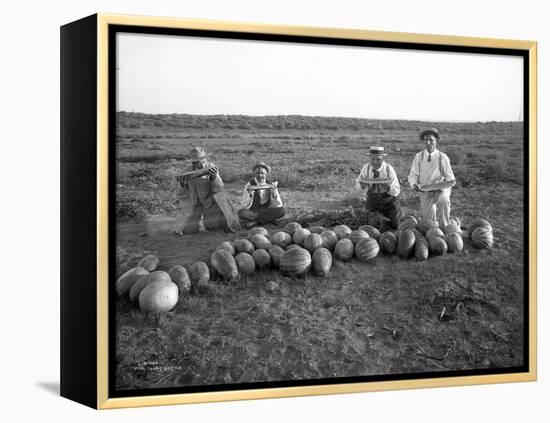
[61,13,537,409]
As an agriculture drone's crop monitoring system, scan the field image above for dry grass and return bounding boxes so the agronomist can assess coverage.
[114,114,525,390]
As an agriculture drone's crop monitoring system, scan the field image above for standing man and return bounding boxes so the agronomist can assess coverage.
[172,147,240,234]
[408,128,456,227]
[355,146,402,229]
[238,162,285,229]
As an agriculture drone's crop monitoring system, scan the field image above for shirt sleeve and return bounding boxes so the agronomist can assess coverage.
[408,153,420,188]
[240,183,253,209]
[270,187,283,208]
[387,164,400,197]
[355,164,369,190]
[441,153,455,181]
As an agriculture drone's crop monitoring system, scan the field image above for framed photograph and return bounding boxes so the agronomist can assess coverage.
[60,14,537,409]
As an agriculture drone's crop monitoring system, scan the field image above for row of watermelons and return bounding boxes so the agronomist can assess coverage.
[208,216,494,280]
[115,217,494,313]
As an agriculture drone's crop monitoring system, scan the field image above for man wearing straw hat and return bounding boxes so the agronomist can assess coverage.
[408,128,456,227]
[172,147,240,234]
[355,146,402,229]
[238,162,285,229]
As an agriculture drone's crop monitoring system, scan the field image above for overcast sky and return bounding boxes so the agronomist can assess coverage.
[116,32,523,122]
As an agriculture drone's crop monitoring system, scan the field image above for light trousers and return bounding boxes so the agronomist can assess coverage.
[419,189,451,227]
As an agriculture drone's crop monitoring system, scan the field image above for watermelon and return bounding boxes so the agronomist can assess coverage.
[304,233,324,253]
[268,245,286,267]
[280,248,312,276]
[235,252,256,275]
[189,261,210,284]
[417,220,438,234]
[426,228,445,240]
[429,237,448,256]
[137,254,159,272]
[167,265,191,293]
[471,227,494,249]
[355,238,379,261]
[247,227,269,240]
[320,230,339,251]
[397,229,416,259]
[251,233,272,250]
[116,267,149,297]
[359,225,380,241]
[334,238,354,261]
[349,229,370,245]
[286,244,303,251]
[138,280,179,313]
[233,238,255,255]
[444,232,464,253]
[443,223,462,235]
[333,225,352,240]
[312,248,332,276]
[284,222,302,236]
[272,231,292,248]
[293,228,311,246]
[252,249,272,269]
[309,225,326,234]
[210,249,239,280]
[412,228,425,241]
[129,270,171,303]
[379,231,397,254]
[467,218,493,239]
[401,214,418,223]
[398,217,418,232]
[414,238,429,261]
[216,241,235,256]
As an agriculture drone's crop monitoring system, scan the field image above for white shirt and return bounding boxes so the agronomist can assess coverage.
[355,161,400,196]
[408,148,455,188]
[240,178,283,209]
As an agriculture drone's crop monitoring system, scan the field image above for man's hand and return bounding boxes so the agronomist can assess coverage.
[208,165,219,179]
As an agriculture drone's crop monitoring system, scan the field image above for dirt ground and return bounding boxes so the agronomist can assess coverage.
[114,115,525,391]
[115,185,525,390]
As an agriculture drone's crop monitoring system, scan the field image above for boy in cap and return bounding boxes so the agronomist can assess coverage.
[172,147,240,234]
[238,162,285,229]
[407,128,456,227]
[355,146,402,229]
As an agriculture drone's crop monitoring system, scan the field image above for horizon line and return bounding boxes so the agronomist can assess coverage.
[116,110,523,124]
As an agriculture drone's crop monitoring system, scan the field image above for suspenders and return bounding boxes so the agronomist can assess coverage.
[367,163,390,193]
[419,151,445,179]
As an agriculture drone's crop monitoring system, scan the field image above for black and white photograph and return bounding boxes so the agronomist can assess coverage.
[112,28,528,394]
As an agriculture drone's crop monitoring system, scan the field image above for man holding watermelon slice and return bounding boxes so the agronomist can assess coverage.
[172,147,240,234]
[238,162,285,229]
[355,146,402,229]
[408,128,456,227]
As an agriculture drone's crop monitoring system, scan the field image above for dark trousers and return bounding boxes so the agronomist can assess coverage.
[365,193,402,229]
[182,203,227,233]
[238,207,285,224]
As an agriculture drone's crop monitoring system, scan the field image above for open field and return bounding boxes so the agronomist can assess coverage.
[115,112,525,390]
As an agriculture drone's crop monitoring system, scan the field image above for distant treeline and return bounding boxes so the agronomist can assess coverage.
[117,111,523,134]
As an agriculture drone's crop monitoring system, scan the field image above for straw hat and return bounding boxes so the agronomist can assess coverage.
[189,146,207,162]
[252,162,272,173]
[368,146,387,156]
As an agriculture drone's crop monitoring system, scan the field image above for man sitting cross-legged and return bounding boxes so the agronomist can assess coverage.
[238,162,285,229]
